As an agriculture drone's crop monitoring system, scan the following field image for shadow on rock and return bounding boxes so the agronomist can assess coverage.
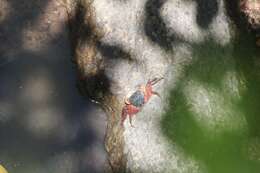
[68,1,130,172]
[161,33,260,173]
[144,0,177,51]
[96,41,133,62]
[195,0,219,29]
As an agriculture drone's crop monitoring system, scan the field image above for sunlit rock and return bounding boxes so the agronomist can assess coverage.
[240,0,260,29]
[161,0,231,45]
[70,0,238,172]
[222,71,247,99]
[183,80,247,135]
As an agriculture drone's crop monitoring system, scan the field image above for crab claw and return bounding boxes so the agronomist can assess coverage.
[149,77,164,85]
[152,91,161,98]
[124,98,131,105]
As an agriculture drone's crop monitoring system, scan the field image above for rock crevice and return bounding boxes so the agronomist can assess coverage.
[65,0,126,172]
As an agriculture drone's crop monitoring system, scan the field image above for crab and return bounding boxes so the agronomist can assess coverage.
[121,77,163,127]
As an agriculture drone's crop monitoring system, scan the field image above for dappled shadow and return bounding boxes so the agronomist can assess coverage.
[69,2,135,100]
[68,2,99,56]
[144,0,177,51]
[68,2,135,172]
[0,1,108,173]
[161,29,260,172]
[143,0,219,51]
[195,0,219,29]
[184,40,233,88]
[96,41,133,61]
[223,0,260,137]
[233,31,260,137]
[162,89,260,173]
[77,69,111,102]
[225,0,246,29]
[225,0,260,44]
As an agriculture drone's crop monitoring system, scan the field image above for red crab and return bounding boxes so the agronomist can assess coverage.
[121,77,163,127]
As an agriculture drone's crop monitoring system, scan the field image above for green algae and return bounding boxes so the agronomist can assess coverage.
[162,33,260,173]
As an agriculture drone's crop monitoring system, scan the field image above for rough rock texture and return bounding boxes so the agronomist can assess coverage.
[240,0,260,45]
[65,0,126,172]
[240,0,260,28]
[68,0,235,172]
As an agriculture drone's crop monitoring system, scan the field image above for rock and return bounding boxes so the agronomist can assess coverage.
[66,0,126,172]
[240,0,260,46]
[240,0,260,28]
[68,0,235,172]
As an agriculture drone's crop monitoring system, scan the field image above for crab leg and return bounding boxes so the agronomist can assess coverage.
[121,106,128,126]
[129,114,134,127]
[150,77,164,85]
[124,98,131,105]
[152,91,161,98]
[148,78,157,84]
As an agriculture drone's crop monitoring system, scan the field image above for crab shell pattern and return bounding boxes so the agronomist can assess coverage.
[128,90,145,108]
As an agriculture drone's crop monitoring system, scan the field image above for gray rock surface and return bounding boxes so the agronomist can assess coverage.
[88,0,233,172]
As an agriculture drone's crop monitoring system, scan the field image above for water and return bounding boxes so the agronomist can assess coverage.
[0,0,107,172]
[162,30,260,173]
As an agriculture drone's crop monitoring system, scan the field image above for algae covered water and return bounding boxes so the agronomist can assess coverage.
[162,32,260,173]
